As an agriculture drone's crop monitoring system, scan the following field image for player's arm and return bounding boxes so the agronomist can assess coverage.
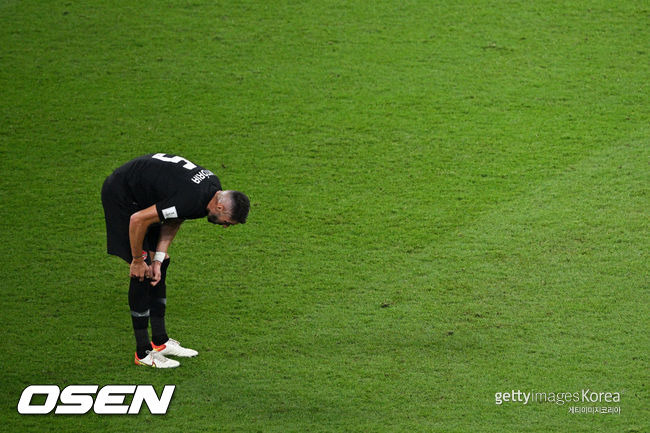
[129,205,161,281]
[155,219,183,256]
[149,220,183,286]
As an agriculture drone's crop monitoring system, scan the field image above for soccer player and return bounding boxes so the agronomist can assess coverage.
[101,153,250,368]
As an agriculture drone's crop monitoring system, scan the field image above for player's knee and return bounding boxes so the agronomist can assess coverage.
[128,278,151,311]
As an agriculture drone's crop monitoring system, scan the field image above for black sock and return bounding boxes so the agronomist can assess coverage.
[151,258,170,345]
[150,302,168,346]
[133,327,150,359]
[129,277,151,359]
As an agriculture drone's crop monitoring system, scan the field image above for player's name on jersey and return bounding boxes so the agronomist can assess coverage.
[191,169,215,184]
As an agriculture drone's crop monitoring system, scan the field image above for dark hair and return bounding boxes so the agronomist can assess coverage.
[230,191,250,224]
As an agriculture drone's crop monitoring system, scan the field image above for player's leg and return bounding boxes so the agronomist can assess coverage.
[129,270,152,360]
[150,255,170,346]
[148,253,198,358]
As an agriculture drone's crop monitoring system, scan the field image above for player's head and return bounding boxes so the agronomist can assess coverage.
[207,190,250,227]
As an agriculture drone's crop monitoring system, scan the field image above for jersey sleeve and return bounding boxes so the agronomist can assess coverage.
[155,192,205,221]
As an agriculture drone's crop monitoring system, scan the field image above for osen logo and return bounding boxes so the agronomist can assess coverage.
[17,385,175,415]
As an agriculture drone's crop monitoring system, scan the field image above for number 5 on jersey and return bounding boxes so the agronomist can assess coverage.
[152,153,197,170]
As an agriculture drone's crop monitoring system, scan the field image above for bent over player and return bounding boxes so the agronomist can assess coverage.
[101,153,250,368]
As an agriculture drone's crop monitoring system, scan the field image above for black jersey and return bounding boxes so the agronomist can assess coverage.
[111,153,221,221]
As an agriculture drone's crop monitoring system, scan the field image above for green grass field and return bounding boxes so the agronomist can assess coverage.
[1,0,648,431]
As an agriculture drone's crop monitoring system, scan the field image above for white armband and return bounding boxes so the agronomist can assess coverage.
[153,251,167,263]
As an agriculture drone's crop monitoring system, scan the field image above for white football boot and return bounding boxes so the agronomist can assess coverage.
[152,338,198,357]
[135,350,180,368]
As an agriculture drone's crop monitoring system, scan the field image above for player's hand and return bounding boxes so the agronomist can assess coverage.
[150,261,162,286]
[130,259,150,282]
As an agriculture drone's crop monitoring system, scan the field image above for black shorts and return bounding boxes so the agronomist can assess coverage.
[101,172,161,263]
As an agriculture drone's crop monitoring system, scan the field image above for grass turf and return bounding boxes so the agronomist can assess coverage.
[0,0,648,431]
